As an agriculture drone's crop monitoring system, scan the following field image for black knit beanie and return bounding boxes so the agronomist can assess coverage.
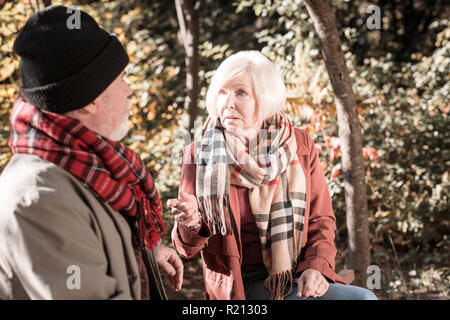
[13,5,129,113]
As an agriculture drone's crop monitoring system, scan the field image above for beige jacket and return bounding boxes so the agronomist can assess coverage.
[0,154,159,299]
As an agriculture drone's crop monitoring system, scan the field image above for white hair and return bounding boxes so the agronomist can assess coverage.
[206,50,286,122]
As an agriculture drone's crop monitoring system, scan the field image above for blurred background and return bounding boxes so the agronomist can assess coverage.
[0,0,448,299]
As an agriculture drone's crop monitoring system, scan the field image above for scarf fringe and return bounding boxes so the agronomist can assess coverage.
[133,188,165,251]
[198,195,233,236]
[264,269,293,300]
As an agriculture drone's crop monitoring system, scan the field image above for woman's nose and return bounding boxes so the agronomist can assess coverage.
[225,92,235,109]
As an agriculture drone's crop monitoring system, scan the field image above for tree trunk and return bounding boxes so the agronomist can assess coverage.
[303,0,370,287]
[175,0,203,134]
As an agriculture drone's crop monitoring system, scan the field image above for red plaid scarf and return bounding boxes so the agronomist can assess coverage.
[9,99,165,251]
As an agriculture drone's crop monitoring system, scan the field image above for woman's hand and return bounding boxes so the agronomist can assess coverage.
[296,268,329,298]
[167,191,201,229]
[156,244,184,292]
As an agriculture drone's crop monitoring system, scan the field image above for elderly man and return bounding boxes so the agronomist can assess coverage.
[0,5,183,299]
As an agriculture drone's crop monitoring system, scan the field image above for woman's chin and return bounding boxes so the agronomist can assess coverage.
[223,125,241,135]
[222,120,241,131]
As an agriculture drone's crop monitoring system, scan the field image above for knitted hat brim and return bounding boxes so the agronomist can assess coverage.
[21,35,129,114]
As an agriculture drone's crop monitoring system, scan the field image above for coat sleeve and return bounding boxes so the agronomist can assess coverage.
[171,143,211,259]
[294,131,344,284]
[4,191,132,299]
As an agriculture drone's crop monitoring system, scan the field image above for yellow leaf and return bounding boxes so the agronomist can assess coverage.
[127,41,137,55]
[0,57,16,81]
[148,101,157,112]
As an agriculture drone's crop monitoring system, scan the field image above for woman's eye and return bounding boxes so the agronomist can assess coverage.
[218,89,227,95]
[237,89,247,96]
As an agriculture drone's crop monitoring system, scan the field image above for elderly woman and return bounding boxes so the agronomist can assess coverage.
[168,51,377,300]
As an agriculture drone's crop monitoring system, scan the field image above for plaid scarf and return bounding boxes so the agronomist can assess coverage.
[9,99,165,251]
[196,112,307,300]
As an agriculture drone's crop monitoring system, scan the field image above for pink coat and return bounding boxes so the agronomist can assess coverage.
[172,128,346,300]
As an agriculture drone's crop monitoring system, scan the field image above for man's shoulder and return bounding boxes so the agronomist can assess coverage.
[0,154,75,196]
[0,154,88,218]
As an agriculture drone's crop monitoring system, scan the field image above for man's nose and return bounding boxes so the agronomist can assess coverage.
[125,83,132,98]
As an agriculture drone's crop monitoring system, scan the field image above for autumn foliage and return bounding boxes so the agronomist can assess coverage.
[0,0,448,299]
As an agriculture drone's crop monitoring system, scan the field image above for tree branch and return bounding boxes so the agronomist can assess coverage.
[194,0,204,13]
[174,0,188,51]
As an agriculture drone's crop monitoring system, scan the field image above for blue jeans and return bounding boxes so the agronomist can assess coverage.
[243,269,378,300]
